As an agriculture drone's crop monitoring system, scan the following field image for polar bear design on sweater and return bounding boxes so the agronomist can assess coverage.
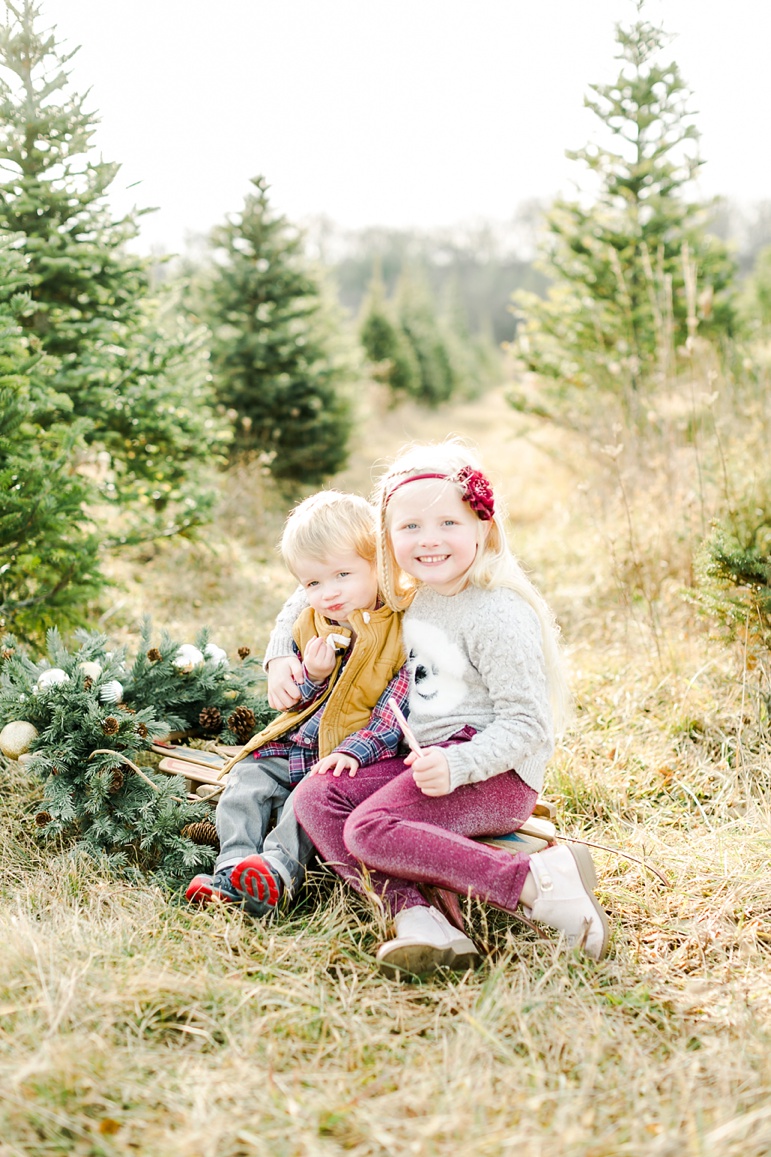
[403,618,470,718]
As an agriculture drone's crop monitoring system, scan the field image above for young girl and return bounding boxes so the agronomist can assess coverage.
[273,441,609,974]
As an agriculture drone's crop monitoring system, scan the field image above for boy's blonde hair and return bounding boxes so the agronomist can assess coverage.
[373,438,572,733]
[281,490,376,576]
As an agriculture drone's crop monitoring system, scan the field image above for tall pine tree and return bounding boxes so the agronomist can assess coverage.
[202,176,352,485]
[0,1,221,516]
[0,233,103,638]
[512,7,735,410]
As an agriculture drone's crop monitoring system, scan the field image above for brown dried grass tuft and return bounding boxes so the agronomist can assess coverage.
[3,382,771,1155]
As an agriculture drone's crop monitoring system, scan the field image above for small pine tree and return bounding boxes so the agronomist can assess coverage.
[203,176,352,484]
[693,492,771,657]
[512,7,736,410]
[439,274,501,399]
[740,244,771,333]
[395,271,456,406]
[359,271,420,400]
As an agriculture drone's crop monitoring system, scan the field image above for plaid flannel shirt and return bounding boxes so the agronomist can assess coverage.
[254,645,411,784]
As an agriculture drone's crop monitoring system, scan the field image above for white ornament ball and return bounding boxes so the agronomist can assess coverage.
[99,680,124,704]
[78,660,103,681]
[36,667,70,691]
[0,720,39,760]
[204,643,229,667]
[173,644,205,669]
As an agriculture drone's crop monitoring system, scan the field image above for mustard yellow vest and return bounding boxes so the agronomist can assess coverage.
[218,604,404,778]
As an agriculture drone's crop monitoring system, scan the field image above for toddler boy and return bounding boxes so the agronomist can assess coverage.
[186,491,408,916]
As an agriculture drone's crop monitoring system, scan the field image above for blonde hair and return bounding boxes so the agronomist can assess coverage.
[374,438,572,733]
[281,490,376,576]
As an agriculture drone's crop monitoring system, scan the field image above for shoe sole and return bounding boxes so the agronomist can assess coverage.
[185,877,237,907]
[230,855,280,907]
[376,939,480,980]
[568,844,610,960]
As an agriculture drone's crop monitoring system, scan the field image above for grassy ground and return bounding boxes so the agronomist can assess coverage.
[2,383,770,1156]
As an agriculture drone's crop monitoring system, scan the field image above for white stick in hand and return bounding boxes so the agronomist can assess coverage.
[388,697,424,758]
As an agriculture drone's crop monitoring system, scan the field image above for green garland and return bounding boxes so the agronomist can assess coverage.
[0,623,275,888]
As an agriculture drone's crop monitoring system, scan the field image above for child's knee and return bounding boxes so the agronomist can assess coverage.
[292,774,327,828]
[343,803,395,861]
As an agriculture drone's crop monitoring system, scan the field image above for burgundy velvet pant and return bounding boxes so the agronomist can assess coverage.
[292,733,537,916]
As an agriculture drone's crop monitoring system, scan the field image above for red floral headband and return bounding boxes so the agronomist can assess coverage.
[385,467,495,521]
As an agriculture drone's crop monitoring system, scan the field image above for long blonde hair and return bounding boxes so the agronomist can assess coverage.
[374,438,572,733]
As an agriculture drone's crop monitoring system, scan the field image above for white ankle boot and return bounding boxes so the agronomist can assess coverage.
[376,905,480,978]
[525,844,610,960]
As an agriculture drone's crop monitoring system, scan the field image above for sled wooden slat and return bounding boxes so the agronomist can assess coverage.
[156,756,229,787]
[151,742,227,769]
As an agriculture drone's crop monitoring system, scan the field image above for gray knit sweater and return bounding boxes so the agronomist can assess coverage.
[264,583,554,793]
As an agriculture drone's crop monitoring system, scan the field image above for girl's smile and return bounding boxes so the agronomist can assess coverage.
[387,478,486,595]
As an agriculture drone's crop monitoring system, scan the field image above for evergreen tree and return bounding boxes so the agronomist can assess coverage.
[0,2,221,515]
[439,273,501,399]
[694,487,771,656]
[203,176,352,485]
[0,233,103,638]
[359,270,420,400]
[395,270,456,406]
[513,7,736,409]
[740,244,771,333]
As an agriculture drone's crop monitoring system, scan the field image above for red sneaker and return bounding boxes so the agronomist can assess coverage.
[185,871,241,906]
[230,855,282,908]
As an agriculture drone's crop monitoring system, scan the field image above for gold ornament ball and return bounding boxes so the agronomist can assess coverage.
[0,720,39,760]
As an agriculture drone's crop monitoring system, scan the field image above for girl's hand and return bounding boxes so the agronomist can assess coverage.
[310,752,360,778]
[266,655,303,710]
[406,747,451,796]
[302,636,337,683]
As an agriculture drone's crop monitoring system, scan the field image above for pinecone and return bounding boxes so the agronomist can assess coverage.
[198,706,222,733]
[2,648,14,660]
[147,647,162,662]
[35,811,53,827]
[181,820,220,848]
[237,646,251,660]
[101,716,120,736]
[108,767,125,794]
[136,722,149,739]
[228,706,256,742]
[83,676,93,691]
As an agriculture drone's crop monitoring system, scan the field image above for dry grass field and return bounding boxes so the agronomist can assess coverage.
[2,375,770,1156]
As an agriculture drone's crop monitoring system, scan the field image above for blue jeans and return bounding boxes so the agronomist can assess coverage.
[214,755,315,897]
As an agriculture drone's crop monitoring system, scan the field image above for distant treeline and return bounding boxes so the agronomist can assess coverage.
[302,211,550,347]
[297,200,771,349]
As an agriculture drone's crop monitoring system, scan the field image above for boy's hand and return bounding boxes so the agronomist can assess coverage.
[310,752,360,778]
[302,636,337,683]
[405,747,451,796]
[266,655,303,710]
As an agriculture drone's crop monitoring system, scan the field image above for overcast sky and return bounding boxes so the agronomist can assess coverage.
[32,0,771,254]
